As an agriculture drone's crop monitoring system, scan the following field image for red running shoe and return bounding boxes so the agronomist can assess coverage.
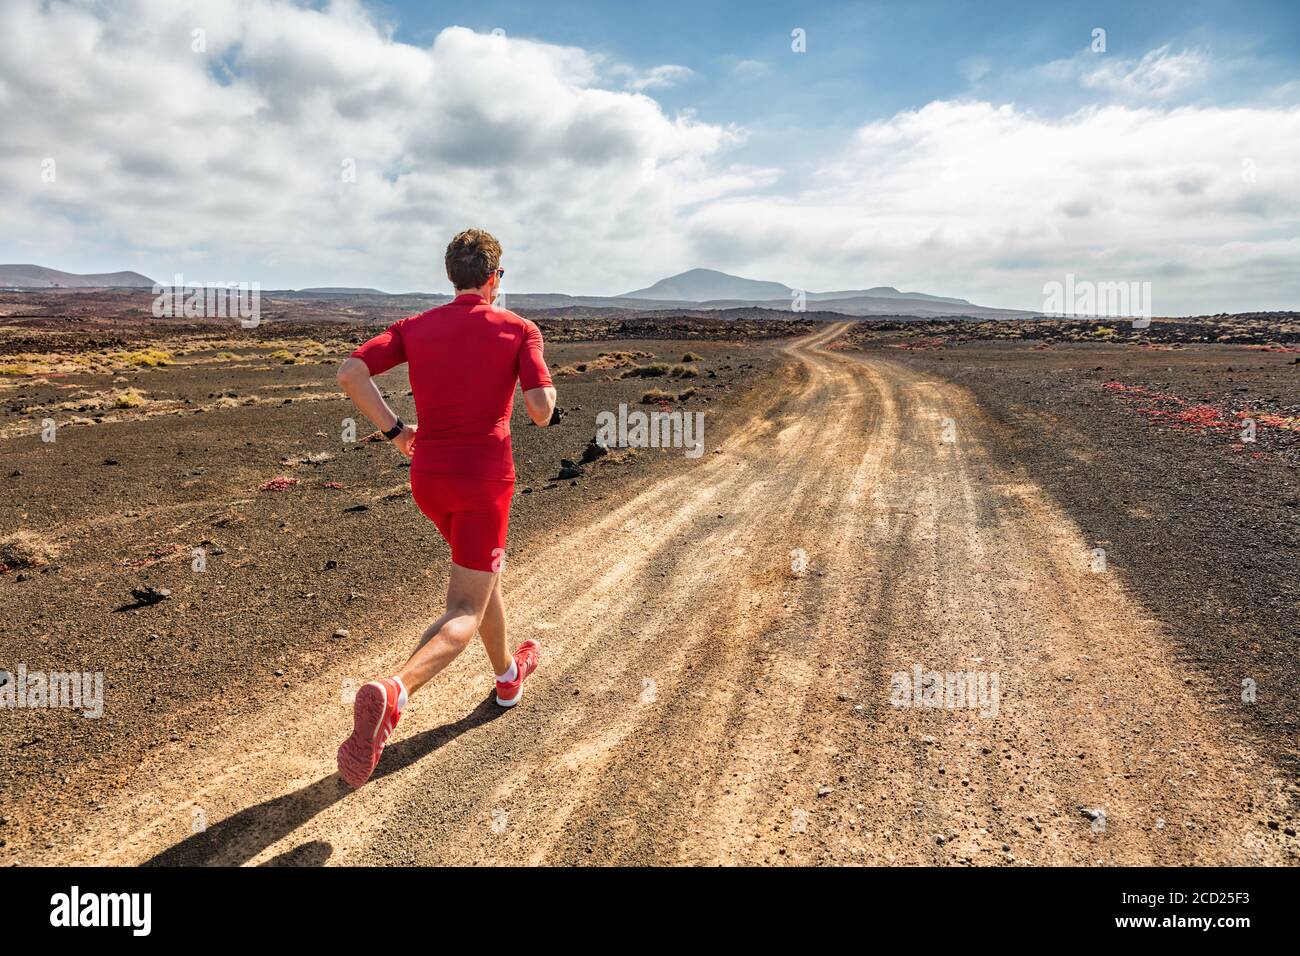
[495,640,541,707]
[337,678,403,788]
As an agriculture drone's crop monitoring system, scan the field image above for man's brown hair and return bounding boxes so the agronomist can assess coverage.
[445,228,502,291]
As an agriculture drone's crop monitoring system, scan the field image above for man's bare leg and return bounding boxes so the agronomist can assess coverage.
[337,563,500,787]
[478,575,510,676]
[397,562,498,695]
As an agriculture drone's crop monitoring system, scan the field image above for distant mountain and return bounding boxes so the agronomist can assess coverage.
[0,264,156,288]
[0,263,1027,318]
[621,268,792,302]
[619,268,987,310]
[288,285,1028,318]
[296,287,387,295]
[806,287,972,306]
[705,293,1029,319]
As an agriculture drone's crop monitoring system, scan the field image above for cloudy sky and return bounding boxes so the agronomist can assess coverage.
[1,0,1297,313]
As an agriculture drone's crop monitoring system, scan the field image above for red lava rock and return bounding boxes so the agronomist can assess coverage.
[258,476,300,492]
[886,337,946,351]
[1102,381,1299,445]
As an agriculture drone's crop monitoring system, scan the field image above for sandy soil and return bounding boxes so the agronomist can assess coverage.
[9,323,1294,866]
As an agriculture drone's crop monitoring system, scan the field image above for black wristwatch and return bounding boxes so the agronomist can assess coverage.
[382,418,406,440]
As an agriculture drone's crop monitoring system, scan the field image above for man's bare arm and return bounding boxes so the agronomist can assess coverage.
[337,356,415,456]
[523,385,557,426]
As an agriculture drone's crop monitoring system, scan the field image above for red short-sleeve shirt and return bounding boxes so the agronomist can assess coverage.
[351,293,553,480]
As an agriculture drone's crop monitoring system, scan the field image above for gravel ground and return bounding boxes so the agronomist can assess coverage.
[0,324,783,857]
[864,337,1299,785]
[2,315,1295,866]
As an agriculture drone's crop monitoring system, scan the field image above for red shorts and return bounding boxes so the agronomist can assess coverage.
[410,473,514,572]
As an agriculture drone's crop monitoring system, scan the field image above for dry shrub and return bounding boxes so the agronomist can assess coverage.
[0,530,59,571]
[640,387,696,404]
[557,350,653,377]
[283,451,335,466]
[622,362,699,380]
[113,387,147,408]
[114,349,173,367]
[593,350,651,368]
[622,363,671,379]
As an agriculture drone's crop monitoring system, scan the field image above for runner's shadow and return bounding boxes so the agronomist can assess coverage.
[259,839,333,867]
[143,696,505,867]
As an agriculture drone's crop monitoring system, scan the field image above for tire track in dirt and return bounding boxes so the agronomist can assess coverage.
[34,323,1293,865]
[728,349,1292,865]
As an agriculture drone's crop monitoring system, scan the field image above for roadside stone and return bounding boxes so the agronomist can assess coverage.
[579,439,609,464]
[131,586,170,605]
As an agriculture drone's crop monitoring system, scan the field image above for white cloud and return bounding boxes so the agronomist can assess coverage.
[682,100,1300,313]
[961,57,992,85]
[624,64,695,91]
[0,5,1296,314]
[1020,46,1211,109]
[730,58,769,80]
[1081,45,1208,100]
[0,0,750,293]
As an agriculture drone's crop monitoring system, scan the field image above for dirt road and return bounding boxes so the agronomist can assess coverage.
[40,323,1293,865]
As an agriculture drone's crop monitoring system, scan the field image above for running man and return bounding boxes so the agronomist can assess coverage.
[334,229,557,788]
